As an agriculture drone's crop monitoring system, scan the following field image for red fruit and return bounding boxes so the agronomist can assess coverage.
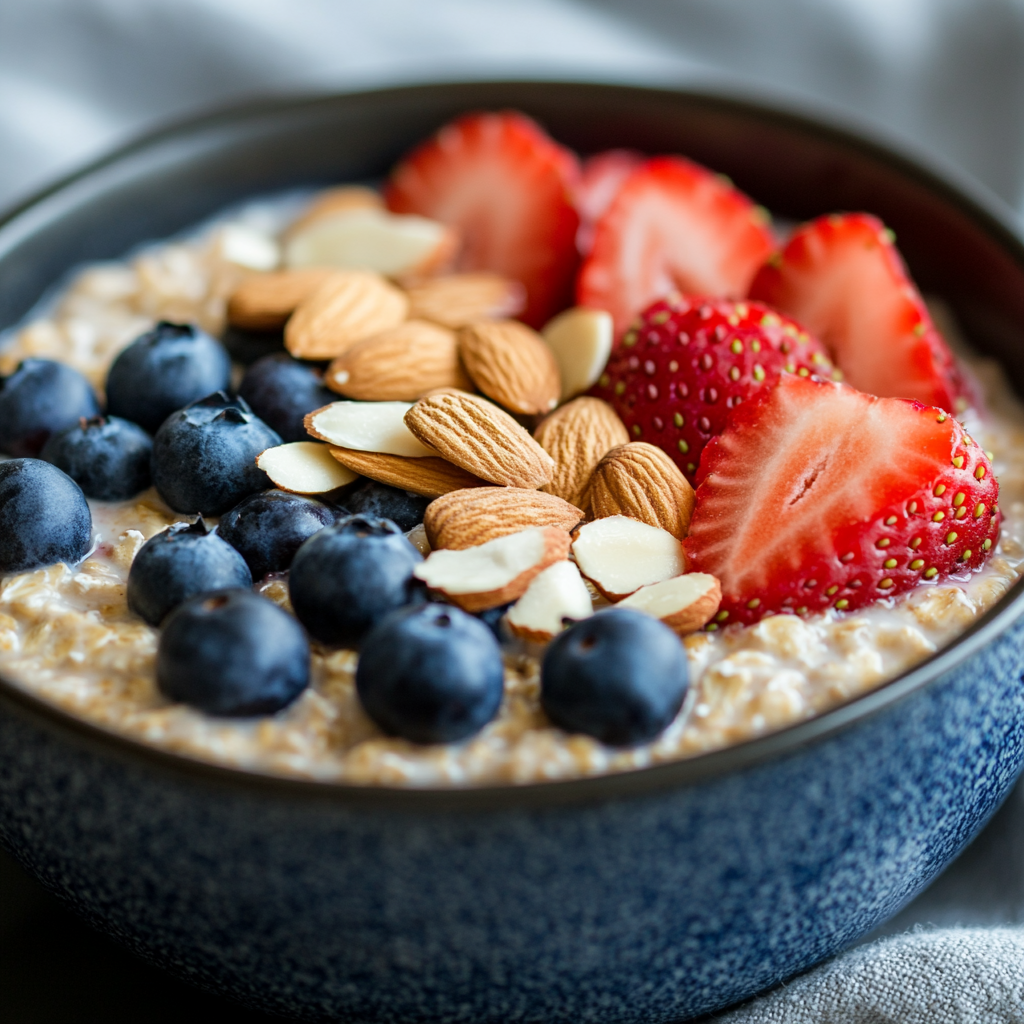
[590,296,835,484]
[748,213,967,413]
[384,110,580,327]
[576,156,775,335]
[573,149,644,254]
[685,374,1000,626]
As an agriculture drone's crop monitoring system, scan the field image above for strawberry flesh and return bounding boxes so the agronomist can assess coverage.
[590,296,835,484]
[576,156,775,336]
[573,149,644,254]
[385,110,580,327]
[748,213,967,413]
[685,375,999,626]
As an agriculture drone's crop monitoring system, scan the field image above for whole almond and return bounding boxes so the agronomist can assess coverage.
[585,442,696,539]
[328,446,486,497]
[405,273,526,328]
[405,392,554,489]
[325,320,471,401]
[283,186,383,240]
[227,268,339,331]
[284,271,408,359]
[458,320,561,415]
[533,397,629,506]
[424,487,583,550]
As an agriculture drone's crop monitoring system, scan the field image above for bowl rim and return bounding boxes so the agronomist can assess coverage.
[2,78,1024,811]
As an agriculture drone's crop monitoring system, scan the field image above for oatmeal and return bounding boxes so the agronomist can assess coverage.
[0,114,1021,786]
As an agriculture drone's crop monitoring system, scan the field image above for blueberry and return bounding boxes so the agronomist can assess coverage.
[151,391,281,516]
[41,415,153,501]
[475,603,511,642]
[541,608,688,746]
[0,359,101,457]
[0,459,92,574]
[220,325,286,366]
[338,479,429,532]
[106,321,232,433]
[289,514,423,645]
[127,518,252,626]
[218,489,335,580]
[356,603,504,743]
[237,353,334,443]
[157,589,309,716]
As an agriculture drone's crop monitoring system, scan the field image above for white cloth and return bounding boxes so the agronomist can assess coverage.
[3,1,1024,1019]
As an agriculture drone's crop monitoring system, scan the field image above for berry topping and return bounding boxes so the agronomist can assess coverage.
[157,590,309,716]
[127,519,253,626]
[237,353,335,443]
[356,603,504,744]
[151,391,281,517]
[576,157,775,335]
[748,213,966,412]
[288,514,424,646]
[339,479,429,533]
[572,148,643,253]
[385,111,580,327]
[106,321,232,434]
[0,359,101,457]
[0,459,92,575]
[590,296,834,483]
[541,607,689,746]
[685,375,1000,625]
[218,490,335,580]
[41,415,152,501]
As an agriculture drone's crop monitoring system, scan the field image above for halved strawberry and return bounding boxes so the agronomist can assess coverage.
[573,149,644,254]
[576,156,775,336]
[384,111,580,327]
[590,296,835,483]
[685,374,999,626]
[748,213,967,413]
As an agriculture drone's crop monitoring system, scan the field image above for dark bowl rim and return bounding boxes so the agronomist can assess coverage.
[2,78,1024,812]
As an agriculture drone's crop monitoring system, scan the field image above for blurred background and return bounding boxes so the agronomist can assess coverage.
[3,0,1024,1019]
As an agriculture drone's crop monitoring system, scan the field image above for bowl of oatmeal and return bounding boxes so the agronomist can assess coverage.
[0,81,1023,1022]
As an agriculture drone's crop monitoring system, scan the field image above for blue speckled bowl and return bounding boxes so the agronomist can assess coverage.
[1,83,1024,1023]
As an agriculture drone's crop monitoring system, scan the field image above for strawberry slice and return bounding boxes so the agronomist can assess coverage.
[576,156,775,336]
[590,296,835,483]
[748,213,967,413]
[573,149,644,254]
[685,374,999,626]
[384,111,580,327]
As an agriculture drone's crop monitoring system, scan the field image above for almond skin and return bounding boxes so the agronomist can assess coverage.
[424,487,583,550]
[325,320,471,401]
[585,442,696,539]
[284,271,408,359]
[533,397,629,506]
[458,320,561,415]
[405,273,526,328]
[328,446,487,497]
[405,392,555,489]
[227,268,339,331]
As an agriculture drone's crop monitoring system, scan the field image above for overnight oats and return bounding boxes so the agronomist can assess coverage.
[0,110,1020,787]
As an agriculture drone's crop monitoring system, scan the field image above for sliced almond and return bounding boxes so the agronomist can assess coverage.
[325,320,471,401]
[305,401,434,457]
[458,320,561,415]
[328,447,486,498]
[284,271,408,360]
[533,397,629,506]
[406,273,526,328]
[413,526,571,612]
[405,392,554,489]
[585,442,696,539]
[571,515,686,601]
[284,207,458,279]
[257,441,358,494]
[424,487,583,550]
[617,573,721,635]
[541,307,614,400]
[506,560,593,642]
[283,186,384,239]
[214,223,280,271]
[227,268,339,331]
